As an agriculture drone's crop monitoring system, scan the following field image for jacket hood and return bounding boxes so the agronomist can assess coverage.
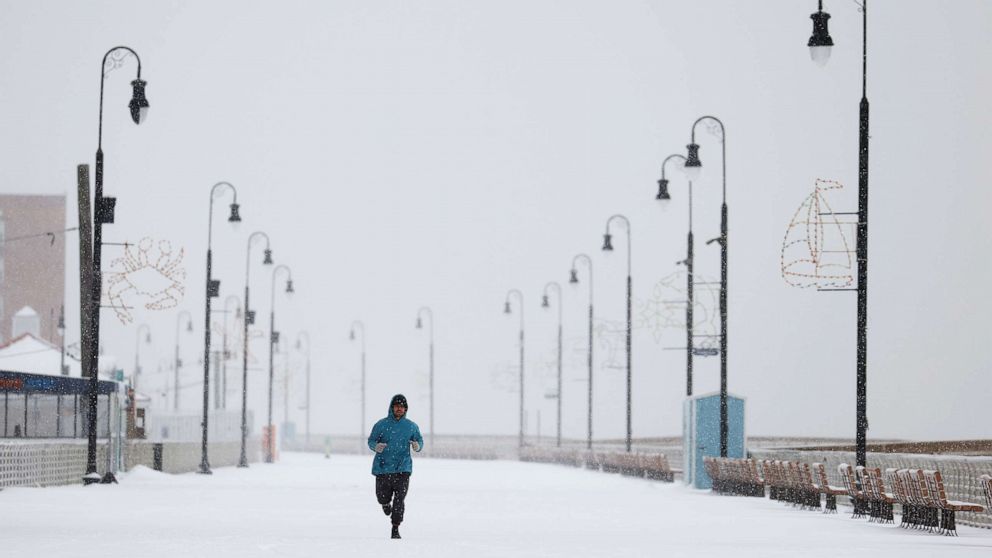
[387,393,408,419]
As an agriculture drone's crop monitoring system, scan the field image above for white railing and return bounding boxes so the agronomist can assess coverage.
[0,439,110,487]
[750,448,992,529]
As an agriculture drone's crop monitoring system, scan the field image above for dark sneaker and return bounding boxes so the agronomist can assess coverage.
[391,525,401,539]
[382,504,392,516]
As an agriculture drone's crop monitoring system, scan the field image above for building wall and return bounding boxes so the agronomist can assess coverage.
[0,195,66,344]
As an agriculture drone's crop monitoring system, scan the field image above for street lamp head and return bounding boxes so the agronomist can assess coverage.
[808,7,834,67]
[285,279,295,295]
[503,301,512,315]
[263,249,273,265]
[57,313,66,337]
[415,316,423,329]
[186,319,193,333]
[541,294,550,309]
[683,143,702,181]
[228,203,242,230]
[145,331,152,344]
[656,178,672,202]
[129,79,150,124]
[569,268,579,285]
[602,233,614,252]
[234,307,242,320]
[349,329,356,341]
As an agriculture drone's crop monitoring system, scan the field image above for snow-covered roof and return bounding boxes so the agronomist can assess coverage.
[14,306,38,317]
[0,333,114,381]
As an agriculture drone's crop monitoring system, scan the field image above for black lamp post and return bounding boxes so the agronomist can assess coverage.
[658,153,695,396]
[199,181,241,475]
[85,46,149,484]
[222,295,241,411]
[295,332,310,446]
[415,307,435,449]
[805,0,869,469]
[569,254,594,450]
[134,323,151,393]
[504,289,525,448]
[541,282,563,447]
[602,214,633,452]
[349,321,366,439]
[173,310,193,412]
[684,115,728,457]
[266,264,293,463]
[238,232,273,468]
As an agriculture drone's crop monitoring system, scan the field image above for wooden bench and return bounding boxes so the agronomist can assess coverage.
[638,453,674,482]
[858,466,895,523]
[705,458,763,497]
[812,462,846,513]
[929,469,985,536]
[838,463,867,519]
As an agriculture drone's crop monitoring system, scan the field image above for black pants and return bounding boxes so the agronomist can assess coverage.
[375,473,411,525]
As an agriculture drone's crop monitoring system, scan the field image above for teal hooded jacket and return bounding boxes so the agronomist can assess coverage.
[367,395,424,475]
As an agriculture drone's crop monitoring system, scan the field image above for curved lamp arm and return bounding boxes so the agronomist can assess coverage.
[542,281,563,324]
[504,289,524,331]
[604,214,632,276]
[208,182,240,247]
[689,115,727,202]
[350,320,366,352]
[416,306,434,338]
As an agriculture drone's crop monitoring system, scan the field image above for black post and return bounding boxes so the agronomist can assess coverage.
[519,326,525,448]
[504,290,524,448]
[306,341,311,446]
[571,254,593,451]
[686,229,694,396]
[855,0,869,469]
[625,274,632,453]
[587,300,593,450]
[239,232,272,468]
[542,283,563,448]
[267,309,275,463]
[200,246,214,475]
[351,321,366,443]
[688,116,727,457]
[603,215,632,452]
[238,282,251,468]
[556,319,563,448]
[200,182,239,474]
[429,339,434,448]
[266,264,291,464]
[416,308,434,449]
[86,46,145,485]
[719,201,728,457]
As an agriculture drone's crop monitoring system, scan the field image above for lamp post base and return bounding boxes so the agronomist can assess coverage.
[197,463,213,475]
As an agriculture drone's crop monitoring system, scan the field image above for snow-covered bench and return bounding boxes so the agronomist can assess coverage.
[812,462,846,513]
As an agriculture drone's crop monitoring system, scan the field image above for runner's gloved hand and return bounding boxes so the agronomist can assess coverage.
[410,441,420,452]
[374,442,387,453]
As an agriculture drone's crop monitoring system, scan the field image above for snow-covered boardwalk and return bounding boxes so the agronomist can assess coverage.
[2,452,990,557]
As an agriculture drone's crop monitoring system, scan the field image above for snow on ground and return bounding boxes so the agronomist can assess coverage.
[2,452,991,557]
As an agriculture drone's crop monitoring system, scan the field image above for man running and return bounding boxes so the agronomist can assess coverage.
[368,394,424,539]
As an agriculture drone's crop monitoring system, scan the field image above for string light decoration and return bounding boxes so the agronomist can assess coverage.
[781,179,855,289]
[490,361,519,393]
[105,238,187,324]
[635,270,719,348]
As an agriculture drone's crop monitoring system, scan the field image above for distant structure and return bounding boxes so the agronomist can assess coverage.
[11,306,41,338]
[0,194,67,344]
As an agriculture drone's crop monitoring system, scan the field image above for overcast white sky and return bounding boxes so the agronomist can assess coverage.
[1,0,990,442]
